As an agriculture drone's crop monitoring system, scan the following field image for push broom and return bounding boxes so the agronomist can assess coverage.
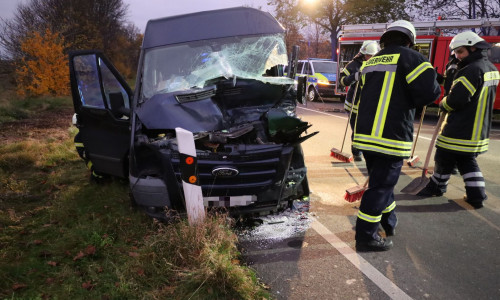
[344,177,369,202]
[331,82,360,163]
[407,105,426,167]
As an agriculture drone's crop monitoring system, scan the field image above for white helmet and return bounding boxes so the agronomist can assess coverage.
[381,20,416,46]
[360,40,380,55]
[449,31,490,50]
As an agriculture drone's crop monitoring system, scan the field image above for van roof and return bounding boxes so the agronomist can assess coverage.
[142,7,285,49]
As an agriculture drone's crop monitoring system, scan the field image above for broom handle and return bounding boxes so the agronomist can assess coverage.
[410,106,426,158]
[341,81,360,152]
[422,113,445,177]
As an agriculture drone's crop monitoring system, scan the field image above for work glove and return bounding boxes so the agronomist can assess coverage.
[435,67,444,85]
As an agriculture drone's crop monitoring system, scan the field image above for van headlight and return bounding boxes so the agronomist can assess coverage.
[317,80,329,85]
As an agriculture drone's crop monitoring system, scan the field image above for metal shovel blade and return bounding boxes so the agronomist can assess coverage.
[400,176,430,195]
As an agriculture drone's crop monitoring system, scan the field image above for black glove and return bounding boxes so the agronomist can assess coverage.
[435,67,444,84]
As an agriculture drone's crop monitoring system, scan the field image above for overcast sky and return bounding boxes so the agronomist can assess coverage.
[0,0,275,32]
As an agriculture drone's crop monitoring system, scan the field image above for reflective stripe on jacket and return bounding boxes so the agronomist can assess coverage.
[353,45,441,158]
[436,50,499,154]
[340,56,363,113]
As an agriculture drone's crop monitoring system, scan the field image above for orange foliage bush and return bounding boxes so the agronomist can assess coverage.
[16,29,70,97]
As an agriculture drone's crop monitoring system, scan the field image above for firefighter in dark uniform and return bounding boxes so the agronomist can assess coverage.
[417,31,499,209]
[353,20,441,251]
[441,51,461,174]
[339,40,380,161]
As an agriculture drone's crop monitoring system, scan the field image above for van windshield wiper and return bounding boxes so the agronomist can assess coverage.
[174,87,216,103]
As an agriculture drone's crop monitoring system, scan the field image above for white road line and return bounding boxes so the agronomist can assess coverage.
[298,106,348,119]
[298,106,434,141]
[311,219,413,300]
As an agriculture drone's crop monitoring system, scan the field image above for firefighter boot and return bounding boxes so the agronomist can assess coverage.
[417,180,444,197]
[464,194,487,209]
[381,214,398,237]
[356,235,393,252]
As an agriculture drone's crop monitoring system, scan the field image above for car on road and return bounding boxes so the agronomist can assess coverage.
[296,59,341,102]
[69,7,317,219]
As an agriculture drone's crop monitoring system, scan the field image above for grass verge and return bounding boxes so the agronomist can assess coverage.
[0,95,270,299]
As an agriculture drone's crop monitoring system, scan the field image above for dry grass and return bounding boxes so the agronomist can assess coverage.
[0,83,270,299]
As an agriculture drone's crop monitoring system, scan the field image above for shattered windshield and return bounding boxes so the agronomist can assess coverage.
[141,33,293,99]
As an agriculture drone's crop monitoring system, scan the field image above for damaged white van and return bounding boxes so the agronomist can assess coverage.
[69,7,317,219]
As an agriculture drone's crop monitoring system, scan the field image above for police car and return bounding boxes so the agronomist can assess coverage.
[296,58,340,101]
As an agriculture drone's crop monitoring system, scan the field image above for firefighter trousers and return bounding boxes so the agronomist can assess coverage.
[356,152,402,241]
[349,112,362,156]
[430,148,487,201]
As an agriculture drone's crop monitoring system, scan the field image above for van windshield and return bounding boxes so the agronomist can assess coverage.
[141,33,293,99]
[311,61,337,73]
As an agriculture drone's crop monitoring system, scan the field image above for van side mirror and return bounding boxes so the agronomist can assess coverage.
[109,92,130,118]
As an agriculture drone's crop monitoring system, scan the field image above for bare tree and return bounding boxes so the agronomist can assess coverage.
[0,0,133,60]
[407,0,500,35]
[269,0,407,61]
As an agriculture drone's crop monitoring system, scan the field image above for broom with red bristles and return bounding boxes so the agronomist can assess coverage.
[331,82,360,163]
[344,177,369,202]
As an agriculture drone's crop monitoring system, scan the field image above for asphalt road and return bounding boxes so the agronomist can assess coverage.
[238,99,500,300]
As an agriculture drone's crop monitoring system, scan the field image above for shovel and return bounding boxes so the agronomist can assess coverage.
[401,113,445,195]
[407,106,426,167]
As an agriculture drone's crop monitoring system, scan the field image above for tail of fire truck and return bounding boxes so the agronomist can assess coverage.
[335,18,500,111]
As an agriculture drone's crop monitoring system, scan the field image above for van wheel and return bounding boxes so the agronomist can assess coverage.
[307,86,318,102]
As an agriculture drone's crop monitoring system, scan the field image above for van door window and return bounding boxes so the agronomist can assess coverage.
[99,58,130,111]
[73,55,105,108]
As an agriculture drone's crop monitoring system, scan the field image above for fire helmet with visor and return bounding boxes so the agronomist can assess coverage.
[360,40,380,55]
[380,20,416,47]
[449,31,490,50]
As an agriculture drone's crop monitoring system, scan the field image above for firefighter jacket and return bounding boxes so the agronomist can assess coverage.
[340,55,363,113]
[353,45,441,158]
[437,50,499,155]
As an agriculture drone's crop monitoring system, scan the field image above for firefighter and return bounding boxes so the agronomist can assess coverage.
[353,20,441,251]
[339,40,380,161]
[417,31,499,209]
[442,51,461,175]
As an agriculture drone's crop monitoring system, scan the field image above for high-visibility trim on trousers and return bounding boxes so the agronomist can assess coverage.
[382,201,396,213]
[357,211,382,223]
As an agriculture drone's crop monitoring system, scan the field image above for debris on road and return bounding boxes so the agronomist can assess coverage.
[236,199,312,245]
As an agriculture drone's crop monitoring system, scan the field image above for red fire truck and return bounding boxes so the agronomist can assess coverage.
[335,18,500,110]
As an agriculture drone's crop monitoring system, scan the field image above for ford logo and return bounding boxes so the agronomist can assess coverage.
[212,166,239,177]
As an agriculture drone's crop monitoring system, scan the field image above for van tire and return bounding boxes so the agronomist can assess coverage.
[307,86,318,102]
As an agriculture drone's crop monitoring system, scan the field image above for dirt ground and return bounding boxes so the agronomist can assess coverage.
[0,107,74,144]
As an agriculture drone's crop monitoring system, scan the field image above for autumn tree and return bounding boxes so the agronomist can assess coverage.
[269,0,408,61]
[0,0,142,85]
[15,29,69,97]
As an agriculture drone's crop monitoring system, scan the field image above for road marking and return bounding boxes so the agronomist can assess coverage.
[299,106,499,143]
[298,106,348,119]
[310,219,413,300]
[298,106,433,141]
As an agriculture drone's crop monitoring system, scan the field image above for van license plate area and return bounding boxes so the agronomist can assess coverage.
[203,195,257,207]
